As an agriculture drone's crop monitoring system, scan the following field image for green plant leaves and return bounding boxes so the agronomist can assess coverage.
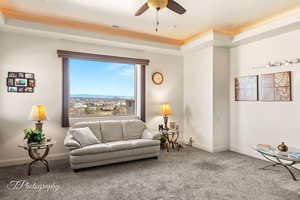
[23,128,45,143]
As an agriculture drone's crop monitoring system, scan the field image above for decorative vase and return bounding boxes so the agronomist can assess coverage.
[277,142,288,152]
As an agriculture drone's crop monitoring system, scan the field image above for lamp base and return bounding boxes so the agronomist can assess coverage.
[35,121,43,132]
[163,115,169,131]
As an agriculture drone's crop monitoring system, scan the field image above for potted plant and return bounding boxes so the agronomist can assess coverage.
[24,128,45,144]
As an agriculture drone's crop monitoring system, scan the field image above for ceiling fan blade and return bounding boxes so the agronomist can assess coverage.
[167,0,186,15]
[135,2,149,16]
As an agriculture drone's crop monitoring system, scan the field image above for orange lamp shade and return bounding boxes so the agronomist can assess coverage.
[30,105,48,121]
[160,104,172,115]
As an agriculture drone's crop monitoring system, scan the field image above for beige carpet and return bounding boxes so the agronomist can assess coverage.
[0,147,300,200]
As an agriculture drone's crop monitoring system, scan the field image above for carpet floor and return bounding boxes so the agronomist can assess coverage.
[0,147,300,200]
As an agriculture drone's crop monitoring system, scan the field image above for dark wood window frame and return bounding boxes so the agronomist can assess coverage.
[58,50,149,127]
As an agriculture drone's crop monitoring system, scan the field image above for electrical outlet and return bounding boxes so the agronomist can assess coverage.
[189,137,193,145]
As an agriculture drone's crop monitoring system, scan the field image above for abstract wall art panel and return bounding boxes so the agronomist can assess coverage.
[260,71,291,101]
[260,73,275,101]
[235,75,258,101]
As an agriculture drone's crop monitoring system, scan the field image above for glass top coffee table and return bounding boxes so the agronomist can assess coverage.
[254,146,300,181]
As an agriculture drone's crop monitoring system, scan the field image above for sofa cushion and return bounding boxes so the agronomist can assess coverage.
[70,127,100,147]
[70,143,111,156]
[122,120,145,140]
[73,121,102,141]
[70,146,160,164]
[100,121,123,143]
[129,139,160,148]
[101,139,160,152]
[107,141,134,151]
[71,139,160,156]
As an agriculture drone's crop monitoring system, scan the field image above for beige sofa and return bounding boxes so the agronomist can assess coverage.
[64,119,161,171]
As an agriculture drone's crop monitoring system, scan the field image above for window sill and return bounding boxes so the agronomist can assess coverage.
[69,115,140,126]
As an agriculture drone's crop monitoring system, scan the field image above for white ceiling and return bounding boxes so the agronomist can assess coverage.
[1,0,300,40]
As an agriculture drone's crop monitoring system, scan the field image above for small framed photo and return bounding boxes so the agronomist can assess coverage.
[8,87,18,92]
[7,78,15,86]
[25,73,34,79]
[17,72,25,78]
[15,78,28,87]
[8,72,17,78]
[17,87,25,93]
[170,122,176,130]
[27,79,35,87]
[25,87,34,93]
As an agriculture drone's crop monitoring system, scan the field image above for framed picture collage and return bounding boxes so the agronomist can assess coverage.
[7,72,35,93]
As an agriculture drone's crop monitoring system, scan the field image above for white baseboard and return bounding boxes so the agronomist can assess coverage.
[182,139,211,152]
[213,146,229,153]
[192,142,213,152]
[183,139,228,153]
[0,153,68,167]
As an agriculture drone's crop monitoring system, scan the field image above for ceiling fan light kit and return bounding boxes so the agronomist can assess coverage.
[135,0,186,32]
[148,0,169,9]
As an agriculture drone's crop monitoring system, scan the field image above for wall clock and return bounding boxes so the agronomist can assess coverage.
[152,72,164,85]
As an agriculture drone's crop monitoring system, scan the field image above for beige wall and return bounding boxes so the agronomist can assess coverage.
[213,47,230,151]
[0,31,183,166]
[183,47,214,151]
[230,29,300,158]
[183,47,230,152]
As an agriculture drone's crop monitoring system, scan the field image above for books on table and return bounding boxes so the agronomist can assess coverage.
[256,144,271,151]
[289,152,300,159]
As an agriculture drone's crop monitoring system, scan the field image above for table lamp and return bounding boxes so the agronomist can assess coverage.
[160,104,172,130]
[30,105,48,132]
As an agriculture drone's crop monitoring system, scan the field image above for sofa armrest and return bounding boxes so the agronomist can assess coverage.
[142,129,161,140]
[64,132,81,151]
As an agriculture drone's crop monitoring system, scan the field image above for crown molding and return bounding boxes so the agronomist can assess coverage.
[0,10,5,24]
[181,31,233,53]
[182,29,235,45]
[0,22,182,56]
[232,9,300,45]
[1,5,300,54]
[229,6,300,35]
[1,6,300,47]
[0,8,183,46]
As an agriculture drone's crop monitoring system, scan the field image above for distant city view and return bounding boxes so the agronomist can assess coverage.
[69,59,136,118]
[69,94,135,118]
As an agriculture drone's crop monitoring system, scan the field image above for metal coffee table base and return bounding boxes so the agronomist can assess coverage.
[258,152,300,181]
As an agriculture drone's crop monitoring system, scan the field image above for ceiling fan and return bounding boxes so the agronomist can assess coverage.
[135,0,186,16]
[135,0,186,32]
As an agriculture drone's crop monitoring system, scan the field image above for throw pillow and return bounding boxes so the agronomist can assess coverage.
[70,127,100,147]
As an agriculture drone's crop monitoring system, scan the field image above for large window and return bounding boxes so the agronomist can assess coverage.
[58,50,148,127]
[69,59,136,118]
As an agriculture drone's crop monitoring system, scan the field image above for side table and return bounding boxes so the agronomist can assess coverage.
[18,141,56,175]
[161,129,182,152]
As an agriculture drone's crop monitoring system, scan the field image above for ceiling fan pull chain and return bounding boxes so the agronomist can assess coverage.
[156,9,159,32]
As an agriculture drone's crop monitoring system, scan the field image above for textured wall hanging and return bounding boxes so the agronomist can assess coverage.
[235,75,258,101]
[7,72,35,93]
[260,71,291,101]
